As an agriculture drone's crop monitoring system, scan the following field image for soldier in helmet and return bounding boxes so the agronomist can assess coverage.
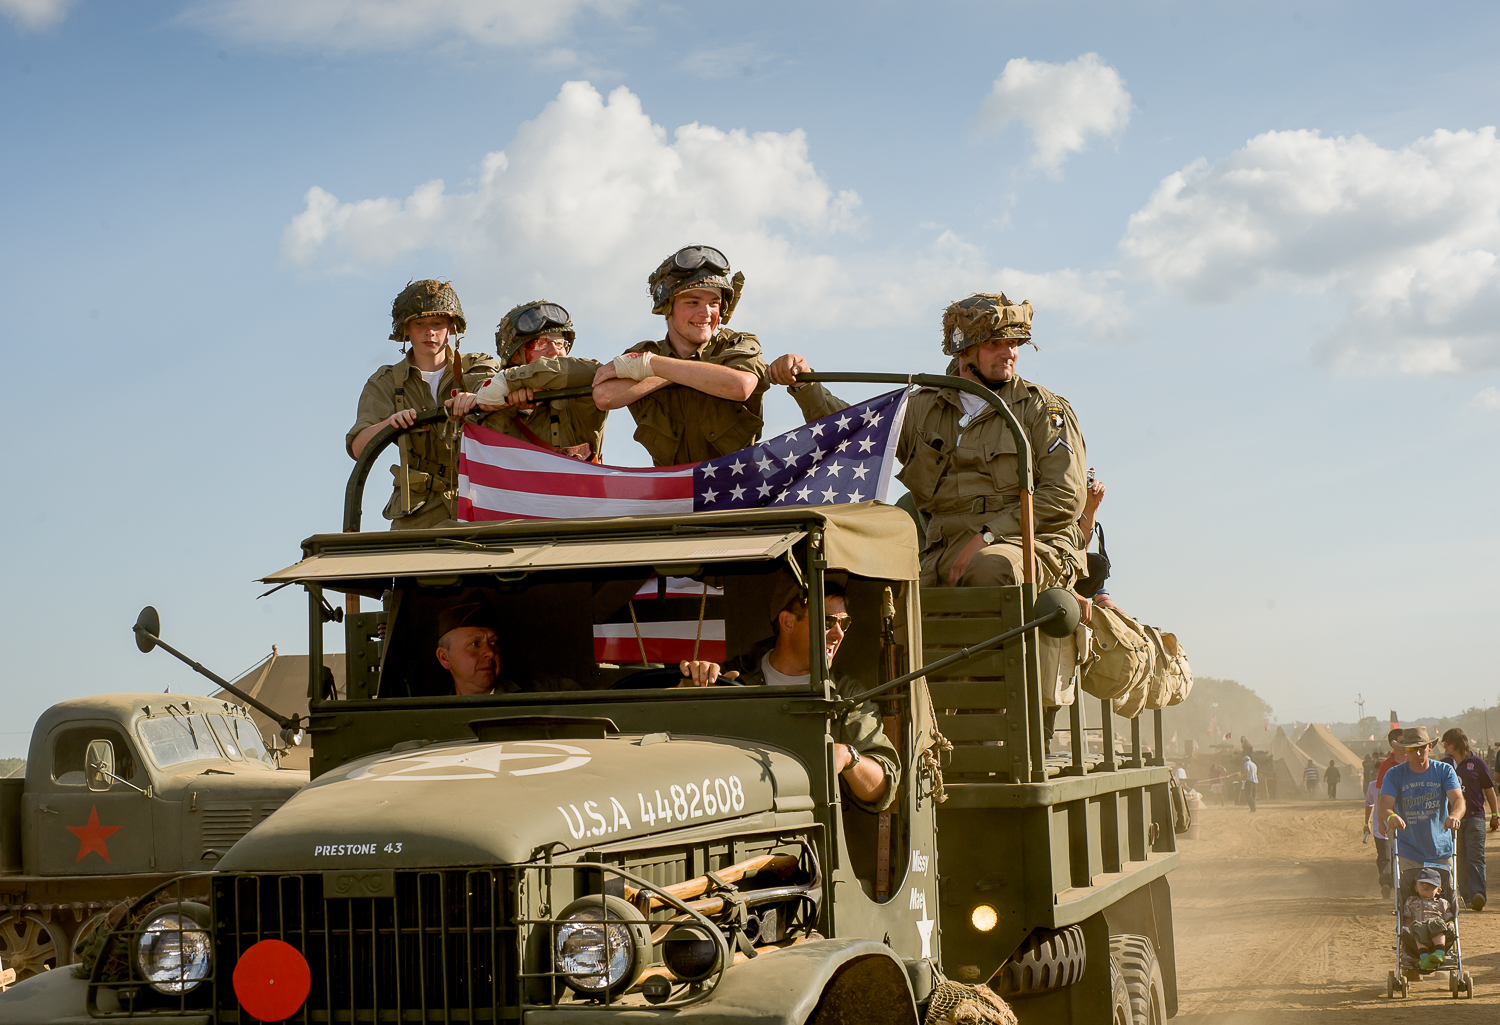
[769,293,1088,590]
[347,280,503,529]
[592,245,769,465]
[448,300,608,462]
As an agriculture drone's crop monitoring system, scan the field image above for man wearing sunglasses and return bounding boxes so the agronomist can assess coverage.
[449,300,607,462]
[592,245,769,466]
[677,584,898,812]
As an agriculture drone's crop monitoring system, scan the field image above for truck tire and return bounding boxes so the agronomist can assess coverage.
[994,925,1087,997]
[1110,958,1132,1025]
[1109,934,1165,1025]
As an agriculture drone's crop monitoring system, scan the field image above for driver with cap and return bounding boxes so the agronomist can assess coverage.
[435,603,580,696]
[592,246,769,466]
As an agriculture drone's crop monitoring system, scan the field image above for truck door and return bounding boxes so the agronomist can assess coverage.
[27,721,155,876]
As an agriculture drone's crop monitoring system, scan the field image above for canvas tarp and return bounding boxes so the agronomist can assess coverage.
[1270,727,1316,795]
[212,652,345,772]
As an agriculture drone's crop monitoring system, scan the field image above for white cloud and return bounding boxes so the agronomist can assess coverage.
[0,0,77,31]
[1121,127,1500,373]
[182,0,629,51]
[283,81,1118,346]
[1470,386,1500,411]
[979,53,1131,174]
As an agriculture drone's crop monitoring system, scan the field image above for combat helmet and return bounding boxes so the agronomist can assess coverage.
[389,279,467,341]
[495,300,575,365]
[648,245,745,323]
[941,293,1033,356]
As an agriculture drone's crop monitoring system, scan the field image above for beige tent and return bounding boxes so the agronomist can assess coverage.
[1270,727,1315,795]
[212,652,345,771]
[1295,723,1365,796]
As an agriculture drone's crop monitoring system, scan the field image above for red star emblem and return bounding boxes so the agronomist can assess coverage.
[67,805,122,863]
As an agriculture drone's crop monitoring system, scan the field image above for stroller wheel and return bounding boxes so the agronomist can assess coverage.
[1465,974,1475,999]
[1387,971,1396,999]
[1400,976,1411,998]
[1450,971,1460,997]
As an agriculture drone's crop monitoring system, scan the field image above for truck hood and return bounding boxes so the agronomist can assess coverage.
[218,733,807,871]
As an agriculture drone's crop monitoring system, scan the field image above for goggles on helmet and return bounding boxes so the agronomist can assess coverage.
[514,302,571,338]
[672,246,730,275]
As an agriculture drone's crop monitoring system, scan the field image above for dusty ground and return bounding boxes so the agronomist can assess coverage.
[1173,796,1498,1023]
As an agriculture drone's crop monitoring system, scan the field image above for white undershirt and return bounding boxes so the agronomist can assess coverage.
[419,368,446,403]
[957,391,990,445]
[760,652,810,688]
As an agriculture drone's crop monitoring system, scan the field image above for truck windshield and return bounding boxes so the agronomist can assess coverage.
[214,713,277,766]
[138,713,224,768]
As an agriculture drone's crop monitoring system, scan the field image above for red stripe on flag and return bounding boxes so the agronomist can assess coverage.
[594,637,727,663]
[462,459,693,501]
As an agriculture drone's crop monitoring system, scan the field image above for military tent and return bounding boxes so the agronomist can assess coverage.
[1295,723,1365,796]
[212,651,345,771]
[1270,727,1317,796]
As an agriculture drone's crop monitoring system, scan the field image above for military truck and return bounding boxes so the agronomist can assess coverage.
[0,374,1179,1024]
[0,696,307,980]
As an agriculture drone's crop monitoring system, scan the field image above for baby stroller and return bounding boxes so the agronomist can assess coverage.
[1386,827,1474,999]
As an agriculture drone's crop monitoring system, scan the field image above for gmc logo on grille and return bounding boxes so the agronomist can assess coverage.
[323,870,396,897]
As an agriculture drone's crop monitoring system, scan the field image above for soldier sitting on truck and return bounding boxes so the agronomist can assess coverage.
[678,584,900,813]
[435,603,581,696]
[768,293,1088,590]
[591,245,770,465]
[447,300,609,462]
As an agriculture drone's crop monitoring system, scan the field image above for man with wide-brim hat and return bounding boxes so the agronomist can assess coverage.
[1377,726,1465,905]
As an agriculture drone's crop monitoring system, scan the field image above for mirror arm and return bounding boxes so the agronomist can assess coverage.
[94,767,150,797]
[837,606,1065,708]
[133,625,300,732]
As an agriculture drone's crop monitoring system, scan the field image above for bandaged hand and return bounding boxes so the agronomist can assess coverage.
[473,375,512,408]
[612,351,656,381]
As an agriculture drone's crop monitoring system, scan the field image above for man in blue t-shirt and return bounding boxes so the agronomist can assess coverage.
[1379,726,1465,891]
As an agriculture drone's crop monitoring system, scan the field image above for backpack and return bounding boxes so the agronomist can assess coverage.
[1142,625,1195,709]
[1080,606,1154,717]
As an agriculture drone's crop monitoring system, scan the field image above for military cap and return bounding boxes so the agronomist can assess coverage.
[390,279,467,341]
[436,602,499,642]
[648,245,745,323]
[942,293,1033,356]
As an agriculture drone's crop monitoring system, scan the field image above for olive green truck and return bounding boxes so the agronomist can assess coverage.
[0,377,1179,1025]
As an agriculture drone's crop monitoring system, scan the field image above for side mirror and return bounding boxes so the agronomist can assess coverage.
[1033,588,1082,638]
[134,606,161,653]
[85,739,116,792]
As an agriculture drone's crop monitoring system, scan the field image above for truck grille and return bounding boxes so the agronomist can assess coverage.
[202,806,255,848]
[211,870,518,1022]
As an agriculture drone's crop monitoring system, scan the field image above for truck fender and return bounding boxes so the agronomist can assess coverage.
[531,938,918,1025]
[0,964,210,1025]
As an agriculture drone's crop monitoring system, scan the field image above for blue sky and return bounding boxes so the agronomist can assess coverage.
[2,0,1498,755]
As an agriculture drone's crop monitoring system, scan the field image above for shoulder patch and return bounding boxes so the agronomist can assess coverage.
[1045,403,1065,429]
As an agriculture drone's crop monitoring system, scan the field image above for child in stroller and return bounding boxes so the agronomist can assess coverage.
[1402,867,1453,972]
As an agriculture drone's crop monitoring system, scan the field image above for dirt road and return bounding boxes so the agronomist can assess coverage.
[1173,797,1498,1023]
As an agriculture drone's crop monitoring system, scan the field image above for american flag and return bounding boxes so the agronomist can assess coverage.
[456,387,909,522]
[593,577,725,663]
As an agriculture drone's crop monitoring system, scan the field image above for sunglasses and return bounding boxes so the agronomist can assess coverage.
[514,303,570,337]
[824,614,852,633]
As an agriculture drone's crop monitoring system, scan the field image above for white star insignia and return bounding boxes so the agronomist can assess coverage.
[729,485,746,500]
[756,455,775,474]
[821,487,838,503]
[756,482,774,498]
[809,422,825,437]
[729,459,746,475]
[774,489,791,502]
[811,446,826,462]
[825,461,843,477]
[867,411,883,427]
[860,407,875,424]
[784,450,799,466]
[782,430,800,443]
[836,440,851,453]
[702,488,718,503]
[857,437,876,453]
[835,414,852,430]
[795,486,813,501]
[846,489,864,503]
[852,464,870,480]
[701,464,718,478]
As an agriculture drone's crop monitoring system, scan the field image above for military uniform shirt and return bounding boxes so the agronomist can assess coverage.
[623,330,769,466]
[347,350,504,528]
[477,355,608,461]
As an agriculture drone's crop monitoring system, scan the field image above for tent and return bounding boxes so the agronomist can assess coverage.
[1270,727,1315,796]
[212,652,345,772]
[1295,723,1365,796]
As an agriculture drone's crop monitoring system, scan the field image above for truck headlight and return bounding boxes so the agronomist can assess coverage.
[136,903,213,994]
[552,895,649,998]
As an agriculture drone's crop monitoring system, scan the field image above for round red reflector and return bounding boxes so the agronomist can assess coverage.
[232,939,311,1022]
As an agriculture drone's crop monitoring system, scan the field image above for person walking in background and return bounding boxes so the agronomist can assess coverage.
[1240,754,1259,812]
[1304,759,1320,796]
[1440,727,1499,911]
[1365,774,1394,899]
[1326,759,1342,799]
[1377,728,1405,787]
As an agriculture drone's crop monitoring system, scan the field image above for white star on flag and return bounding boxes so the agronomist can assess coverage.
[702,464,717,478]
[847,489,864,502]
[835,414,852,430]
[821,487,838,502]
[858,437,876,453]
[796,486,813,501]
[702,488,718,503]
[852,465,870,480]
[729,485,746,500]
[756,454,774,473]
[729,459,746,475]
[825,461,843,477]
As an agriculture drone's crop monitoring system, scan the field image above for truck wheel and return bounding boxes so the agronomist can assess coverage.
[995,925,1087,997]
[1110,958,1132,1025]
[0,913,64,981]
[1109,934,1165,1025]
